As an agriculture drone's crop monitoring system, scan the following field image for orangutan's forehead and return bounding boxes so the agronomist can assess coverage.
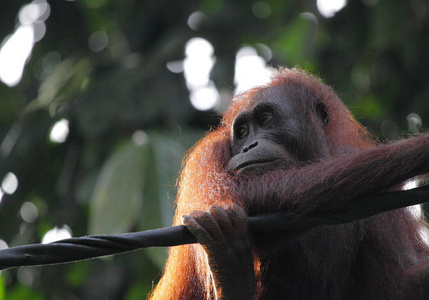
[243,83,293,110]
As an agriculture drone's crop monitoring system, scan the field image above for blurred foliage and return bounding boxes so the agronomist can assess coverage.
[0,0,428,299]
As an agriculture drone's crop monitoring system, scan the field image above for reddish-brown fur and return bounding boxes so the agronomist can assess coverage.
[150,68,429,299]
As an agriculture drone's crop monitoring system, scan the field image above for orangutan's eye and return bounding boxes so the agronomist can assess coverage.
[260,111,273,126]
[237,123,249,139]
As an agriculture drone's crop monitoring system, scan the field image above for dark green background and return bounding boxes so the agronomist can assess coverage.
[0,0,428,299]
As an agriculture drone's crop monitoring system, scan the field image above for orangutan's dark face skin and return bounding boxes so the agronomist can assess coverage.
[227,84,330,173]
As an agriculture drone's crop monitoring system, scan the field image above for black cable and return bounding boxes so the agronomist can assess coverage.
[0,185,428,270]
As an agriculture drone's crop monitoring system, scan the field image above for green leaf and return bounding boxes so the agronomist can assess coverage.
[66,261,90,287]
[354,94,383,120]
[138,130,198,267]
[0,275,4,300]
[5,285,43,300]
[149,133,187,225]
[89,139,150,234]
[26,57,90,113]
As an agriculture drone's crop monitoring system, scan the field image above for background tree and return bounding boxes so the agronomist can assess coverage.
[0,0,428,299]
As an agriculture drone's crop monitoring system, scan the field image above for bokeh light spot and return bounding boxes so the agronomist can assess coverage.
[187,11,208,30]
[42,226,72,244]
[0,0,50,86]
[317,0,347,18]
[252,2,271,19]
[184,38,219,111]
[234,46,274,94]
[20,202,39,223]
[2,172,18,195]
[88,30,109,52]
[50,119,69,143]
